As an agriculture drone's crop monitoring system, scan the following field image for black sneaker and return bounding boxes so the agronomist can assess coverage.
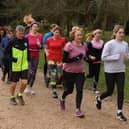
[6,78,10,84]
[10,97,17,105]
[17,94,25,105]
[52,92,58,99]
[1,76,5,82]
[116,112,127,121]
[96,96,101,110]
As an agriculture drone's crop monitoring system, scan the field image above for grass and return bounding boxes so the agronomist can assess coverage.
[38,31,129,100]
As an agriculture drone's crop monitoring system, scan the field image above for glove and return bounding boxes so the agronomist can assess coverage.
[73,53,83,62]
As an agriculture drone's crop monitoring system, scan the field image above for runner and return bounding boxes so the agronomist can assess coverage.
[85,32,94,43]
[45,26,66,98]
[96,25,128,121]
[0,27,6,67]
[24,22,43,95]
[42,24,58,85]
[5,25,29,105]
[23,14,35,35]
[60,26,87,117]
[86,29,104,94]
[1,28,14,83]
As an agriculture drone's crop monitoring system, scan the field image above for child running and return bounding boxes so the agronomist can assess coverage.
[60,26,87,117]
[86,29,104,94]
[5,25,29,105]
[96,25,128,121]
[24,22,43,95]
[45,26,66,98]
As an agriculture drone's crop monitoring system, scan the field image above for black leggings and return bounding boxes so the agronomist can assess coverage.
[1,58,10,79]
[43,53,48,76]
[87,63,101,89]
[62,71,85,110]
[28,58,39,87]
[100,72,125,110]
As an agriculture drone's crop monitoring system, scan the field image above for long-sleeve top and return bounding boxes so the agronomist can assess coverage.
[86,39,104,64]
[101,39,129,73]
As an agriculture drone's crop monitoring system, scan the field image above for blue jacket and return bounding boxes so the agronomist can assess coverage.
[1,36,12,58]
[42,32,53,48]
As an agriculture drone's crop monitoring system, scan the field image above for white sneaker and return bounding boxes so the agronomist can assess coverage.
[31,90,36,95]
[93,88,100,94]
[95,90,100,94]
[24,86,32,94]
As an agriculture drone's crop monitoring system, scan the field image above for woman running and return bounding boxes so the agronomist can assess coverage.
[96,25,128,121]
[86,29,104,94]
[24,22,43,95]
[45,26,66,98]
[42,24,58,86]
[60,26,87,117]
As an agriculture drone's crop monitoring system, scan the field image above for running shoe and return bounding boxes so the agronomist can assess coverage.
[60,99,65,110]
[31,90,36,95]
[75,110,85,118]
[93,88,100,94]
[1,76,5,82]
[52,92,58,99]
[17,94,25,105]
[116,112,127,121]
[24,86,31,94]
[96,96,102,110]
[10,97,17,105]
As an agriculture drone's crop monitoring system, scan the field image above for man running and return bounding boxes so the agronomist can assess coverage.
[5,25,29,105]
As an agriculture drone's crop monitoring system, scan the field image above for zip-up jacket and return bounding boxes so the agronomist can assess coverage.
[5,37,29,72]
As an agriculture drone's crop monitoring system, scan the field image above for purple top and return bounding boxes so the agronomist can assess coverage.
[63,42,87,73]
[91,38,104,49]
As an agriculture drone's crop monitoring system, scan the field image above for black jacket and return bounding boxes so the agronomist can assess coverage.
[5,37,29,70]
[86,42,104,63]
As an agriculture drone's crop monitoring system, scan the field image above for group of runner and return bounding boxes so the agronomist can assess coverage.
[0,22,128,121]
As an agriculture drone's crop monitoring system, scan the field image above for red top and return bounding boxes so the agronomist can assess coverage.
[26,33,43,58]
[46,37,66,62]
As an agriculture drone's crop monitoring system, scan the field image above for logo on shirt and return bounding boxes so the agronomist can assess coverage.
[24,42,27,47]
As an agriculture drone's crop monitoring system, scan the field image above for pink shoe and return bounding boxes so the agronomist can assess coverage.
[75,110,85,118]
[60,99,65,110]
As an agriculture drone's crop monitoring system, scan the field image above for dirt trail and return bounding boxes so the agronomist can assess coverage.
[0,71,129,129]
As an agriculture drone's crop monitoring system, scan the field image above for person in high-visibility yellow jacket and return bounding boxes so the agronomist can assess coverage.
[5,25,29,106]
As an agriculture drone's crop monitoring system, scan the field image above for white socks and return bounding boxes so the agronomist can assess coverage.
[117,110,122,114]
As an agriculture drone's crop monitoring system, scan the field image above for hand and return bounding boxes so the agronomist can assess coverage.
[120,53,126,59]
[89,55,96,60]
[37,39,41,48]
[123,53,129,60]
